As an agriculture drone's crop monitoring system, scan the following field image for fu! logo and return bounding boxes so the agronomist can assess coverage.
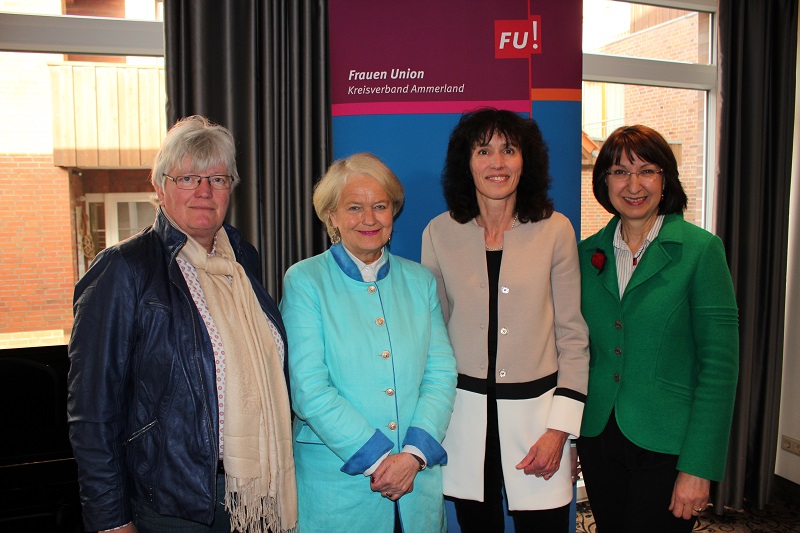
[495,16,541,58]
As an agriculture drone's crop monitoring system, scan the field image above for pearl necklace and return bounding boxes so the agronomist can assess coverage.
[485,213,518,251]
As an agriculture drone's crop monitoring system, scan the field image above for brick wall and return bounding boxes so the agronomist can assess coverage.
[0,157,75,336]
[0,0,73,343]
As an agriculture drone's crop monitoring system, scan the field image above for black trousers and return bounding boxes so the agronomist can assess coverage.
[451,390,570,533]
[577,413,696,533]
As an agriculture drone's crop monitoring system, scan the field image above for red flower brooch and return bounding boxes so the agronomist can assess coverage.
[591,249,606,274]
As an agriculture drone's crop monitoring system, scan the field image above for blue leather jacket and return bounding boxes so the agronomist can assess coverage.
[67,210,287,532]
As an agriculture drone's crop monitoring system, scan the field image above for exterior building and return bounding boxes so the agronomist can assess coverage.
[0,0,163,348]
[581,6,709,238]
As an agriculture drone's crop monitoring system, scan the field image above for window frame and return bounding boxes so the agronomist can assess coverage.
[0,12,162,56]
[85,192,157,247]
[582,0,719,230]
[77,192,157,277]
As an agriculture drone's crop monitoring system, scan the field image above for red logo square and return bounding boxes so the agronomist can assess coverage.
[495,16,542,59]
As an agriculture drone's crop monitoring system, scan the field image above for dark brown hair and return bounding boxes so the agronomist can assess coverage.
[592,124,687,216]
[442,108,553,223]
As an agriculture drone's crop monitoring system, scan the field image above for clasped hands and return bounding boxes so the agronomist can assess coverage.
[370,452,420,501]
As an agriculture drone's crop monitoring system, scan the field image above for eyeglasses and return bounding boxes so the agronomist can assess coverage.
[163,173,233,190]
[604,168,664,182]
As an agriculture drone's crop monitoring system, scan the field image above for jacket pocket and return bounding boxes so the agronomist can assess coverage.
[125,419,158,445]
[654,376,694,400]
[654,354,696,396]
[294,421,325,445]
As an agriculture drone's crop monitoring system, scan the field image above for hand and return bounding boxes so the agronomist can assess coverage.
[370,452,419,501]
[515,429,569,480]
[669,471,710,520]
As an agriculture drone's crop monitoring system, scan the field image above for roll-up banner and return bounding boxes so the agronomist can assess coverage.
[328,0,582,263]
[329,3,582,529]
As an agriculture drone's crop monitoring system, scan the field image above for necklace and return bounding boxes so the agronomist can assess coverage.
[632,243,647,266]
[485,213,518,251]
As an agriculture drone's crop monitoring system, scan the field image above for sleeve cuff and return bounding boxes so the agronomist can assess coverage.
[401,445,427,468]
[101,523,132,532]
[341,429,393,475]
[363,451,390,476]
[402,426,447,466]
[546,393,586,439]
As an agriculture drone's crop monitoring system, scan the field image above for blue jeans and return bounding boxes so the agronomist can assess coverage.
[131,473,230,533]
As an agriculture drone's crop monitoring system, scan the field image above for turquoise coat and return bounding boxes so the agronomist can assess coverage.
[280,244,457,532]
[578,214,739,481]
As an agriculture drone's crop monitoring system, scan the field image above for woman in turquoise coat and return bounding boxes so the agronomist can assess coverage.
[577,125,739,533]
[280,153,457,532]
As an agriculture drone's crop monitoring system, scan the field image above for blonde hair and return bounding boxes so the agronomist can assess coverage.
[312,153,405,242]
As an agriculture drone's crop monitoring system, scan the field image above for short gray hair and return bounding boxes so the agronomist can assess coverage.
[312,152,405,243]
[151,115,240,189]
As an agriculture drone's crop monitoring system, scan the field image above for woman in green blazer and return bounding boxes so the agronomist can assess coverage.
[577,125,738,533]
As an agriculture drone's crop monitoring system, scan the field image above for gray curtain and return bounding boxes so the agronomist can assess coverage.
[164,0,330,297]
[715,0,798,511]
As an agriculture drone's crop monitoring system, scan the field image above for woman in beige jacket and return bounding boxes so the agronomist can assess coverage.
[421,108,589,532]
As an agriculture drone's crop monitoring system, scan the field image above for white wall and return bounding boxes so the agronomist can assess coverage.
[776,20,800,485]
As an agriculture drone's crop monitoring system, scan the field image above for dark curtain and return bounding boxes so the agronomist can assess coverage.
[164,0,330,297]
[715,0,798,511]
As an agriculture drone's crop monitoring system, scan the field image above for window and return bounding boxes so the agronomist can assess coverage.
[0,2,163,349]
[78,193,157,277]
[581,0,717,238]
[582,81,624,139]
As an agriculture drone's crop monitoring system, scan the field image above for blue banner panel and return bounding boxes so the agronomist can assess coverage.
[329,0,583,260]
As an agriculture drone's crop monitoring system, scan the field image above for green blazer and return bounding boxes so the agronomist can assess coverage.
[578,214,738,481]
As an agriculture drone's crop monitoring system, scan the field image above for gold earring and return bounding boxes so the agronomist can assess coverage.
[330,227,341,245]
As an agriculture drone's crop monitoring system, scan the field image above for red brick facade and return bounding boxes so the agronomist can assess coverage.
[0,158,74,334]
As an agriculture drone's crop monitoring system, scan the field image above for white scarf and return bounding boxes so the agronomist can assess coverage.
[177,224,297,533]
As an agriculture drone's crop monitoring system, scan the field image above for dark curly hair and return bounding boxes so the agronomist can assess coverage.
[592,125,688,216]
[442,108,553,224]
